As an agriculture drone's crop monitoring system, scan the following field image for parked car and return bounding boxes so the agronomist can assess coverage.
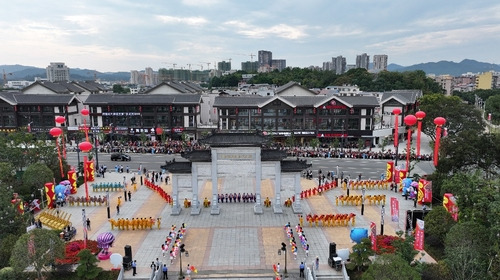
[111,153,131,161]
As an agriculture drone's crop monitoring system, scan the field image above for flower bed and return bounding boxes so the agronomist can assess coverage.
[375,235,401,254]
[56,240,100,264]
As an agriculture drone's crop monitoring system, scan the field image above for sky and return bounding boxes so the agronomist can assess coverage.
[1,0,499,72]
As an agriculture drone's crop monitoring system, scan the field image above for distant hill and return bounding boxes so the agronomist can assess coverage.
[387,59,500,76]
[1,65,130,82]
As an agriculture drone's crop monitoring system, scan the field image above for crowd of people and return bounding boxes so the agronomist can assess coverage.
[217,192,257,203]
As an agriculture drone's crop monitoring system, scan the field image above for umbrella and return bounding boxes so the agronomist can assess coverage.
[59,180,71,185]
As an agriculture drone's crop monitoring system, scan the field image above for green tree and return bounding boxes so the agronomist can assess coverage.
[362,254,420,280]
[21,162,54,198]
[418,261,452,280]
[309,138,320,149]
[392,231,418,264]
[0,162,15,186]
[0,234,18,269]
[485,94,500,125]
[348,238,374,272]
[424,206,456,248]
[0,185,27,240]
[76,249,102,279]
[10,229,65,280]
[445,221,490,280]
[112,84,129,93]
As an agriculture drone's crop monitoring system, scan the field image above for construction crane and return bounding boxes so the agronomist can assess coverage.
[235,53,255,62]
[162,62,177,69]
[2,69,13,87]
[199,62,211,70]
[197,64,204,71]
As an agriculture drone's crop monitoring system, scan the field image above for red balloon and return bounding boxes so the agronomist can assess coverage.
[404,114,417,126]
[392,108,401,115]
[434,117,446,126]
[49,127,62,137]
[55,116,65,124]
[79,141,93,152]
[415,111,426,120]
[81,108,90,116]
[156,127,163,135]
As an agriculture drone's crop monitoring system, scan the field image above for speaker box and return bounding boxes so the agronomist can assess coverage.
[124,245,132,258]
[329,242,337,258]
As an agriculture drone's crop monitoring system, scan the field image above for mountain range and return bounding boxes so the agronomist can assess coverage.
[2,59,500,82]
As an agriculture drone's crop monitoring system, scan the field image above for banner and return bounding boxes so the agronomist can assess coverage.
[84,159,95,182]
[390,197,399,222]
[386,161,394,182]
[68,170,77,194]
[418,179,432,204]
[44,182,55,209]
[370,222,377,251]
[414,219,425,250]
[395,168,407,184]
[443,193,458,221]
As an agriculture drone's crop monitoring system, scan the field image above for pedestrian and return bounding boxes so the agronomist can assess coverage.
[277,263,280,273]
[299,262,305,277]
[305,244,309,257]
[116,204,120,215]
[170,250,174,264]
[162,244,166,257]
[150,261,156,271]
[132,260,137,276]
[86,218,91,230]
[156,258,161,270]
[126,166,130,173]
[128,190,132,201]
[162,264,168,279]
[124,189,128,201]
[186,264,191,276]
[315,256,319,270]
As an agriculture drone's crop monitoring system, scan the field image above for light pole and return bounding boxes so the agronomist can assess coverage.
[82,209,87,248]
[178,244,188,279]
[106,191,110,219]
[392,108,401,177]
[361,187,366,215]
[403,115,417,174]
[380,205,385,235]
[279,242,288,277]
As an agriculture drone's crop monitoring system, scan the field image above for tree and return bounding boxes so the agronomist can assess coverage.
[309,138,320,149]
[392,231,418,264]
[445,221,490,280]
[10,229,65,280]
[362,254,420,280]
[0,184,27,241]
[0,234,18,269]
[485,94,500,125]
[418,261,452,280]
[424,206,456,247]
[112,84,129,93]
[348,238,374,272]
[21,163,54,198]
[76,249,102,279]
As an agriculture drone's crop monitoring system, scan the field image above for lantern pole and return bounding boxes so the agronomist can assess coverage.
[404,115,417,175]
[433,117,446,166]
[415,111,426,157]
[392,108,401,181]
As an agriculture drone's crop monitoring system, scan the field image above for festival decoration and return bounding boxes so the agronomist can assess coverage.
[68,170,77,194]
[350,228,368,244]
[403,115,417,171]
[417,179,432,204]
[44,182,55,209]
[49,127,65,178]
[415,111,426,157]
[370,222,377,251]
[443,193,458,221]
[84,158,95,182]
[97,232,115,260]
[414,219,425,250]
[390,197,399,222]
[433,117,446,166]
[156,127,163,135]
[385,161,394,182]
[55,116,67,158]
[392,108,401,148]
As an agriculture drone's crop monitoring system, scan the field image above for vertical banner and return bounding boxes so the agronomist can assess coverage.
[443,193,459,221]
[44,182,55,209]
[418,179,433,204]
[395,169,407,184]
[370,222,377,251]
[414,219,425,250]
[84,160,95,182]
[386,161,394,182]
[390,197,399,222]
[68,170,77,194]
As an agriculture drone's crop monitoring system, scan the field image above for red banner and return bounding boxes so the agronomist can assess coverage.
[395,168,406,184]
[443,193,458,221]
[84,159,95,182]
[68,170,77,194]
[418,179,432,204]
[386,161,394,182]
[44,182,55,209]
[390,197,399,222]
[370,222,377,251]
[414,219,425,250]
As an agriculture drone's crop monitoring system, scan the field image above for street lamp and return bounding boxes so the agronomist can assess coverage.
[361,187,366,215]
[380,205,385,235]
[38,188,45,209]
[178,244,189,279]
[279,242,288,277]
[106,191,110,219]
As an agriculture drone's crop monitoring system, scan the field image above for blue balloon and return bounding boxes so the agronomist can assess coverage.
[54,184,67,200]
[350,228,368,244]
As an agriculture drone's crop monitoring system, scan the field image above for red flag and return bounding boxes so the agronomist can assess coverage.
[418,179,432,204]
[414,219,425,250]
[370,222,377,251]
[443,193,458,221]
[390,197,399,222]
[386,161,394,182]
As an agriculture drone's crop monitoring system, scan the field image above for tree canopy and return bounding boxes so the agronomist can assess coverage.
[362,254,421,280]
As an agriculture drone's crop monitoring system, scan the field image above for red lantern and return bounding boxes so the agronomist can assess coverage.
[404,115,417,126]
[156,127,163,135]
[404,114,417,171]
[79,141,93,152]
[49,127,63,137]
[55,116,65,124]
[433,117,446,166]
[81,108,89,116]
[415,111,426,157]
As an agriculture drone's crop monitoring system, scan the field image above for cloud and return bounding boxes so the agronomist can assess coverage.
[224,20,307,40]
[62,15,103,35]
[181,0,223,6]
[156,15,208,26]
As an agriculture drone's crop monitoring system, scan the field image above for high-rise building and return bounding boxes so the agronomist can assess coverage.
[241,61,258,73]
[218,61,231,72]
[355,53,370,70]
[272,59,286,71]
[373,55,388,71]
[145,67,154,86]
[130,70,140,84]
[322,61,333,71]
[258,50,272,68]
[332,56,346,74]
[476,71,493,90]
[46,62,70,82]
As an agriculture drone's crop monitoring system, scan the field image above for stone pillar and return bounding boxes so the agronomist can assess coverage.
[254,148,263,214]
[171,175,181,215]
[292,172,303,214]
[211,149,220,215]
[191,164,201,215]
[273,162,283,214]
